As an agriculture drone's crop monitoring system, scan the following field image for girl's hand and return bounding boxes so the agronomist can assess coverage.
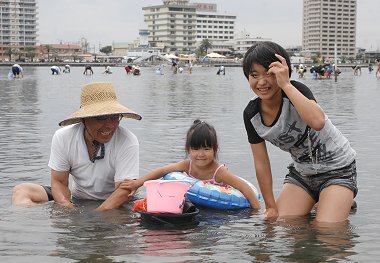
[268,54,291,89]
[119,179,140,197]
[264,207,279,220]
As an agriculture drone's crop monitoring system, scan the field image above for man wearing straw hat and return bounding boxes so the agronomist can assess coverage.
[12,82,142,211]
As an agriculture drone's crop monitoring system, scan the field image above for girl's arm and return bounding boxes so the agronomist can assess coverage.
[216,166,261,210]
[269,54,325,131]
[251,142,278,219]
[119,160,189,193]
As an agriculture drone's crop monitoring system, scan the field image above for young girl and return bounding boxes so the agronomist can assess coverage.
[121,120,261,210]
[242,41,357,223]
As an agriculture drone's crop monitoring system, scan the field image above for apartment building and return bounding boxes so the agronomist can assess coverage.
[302,0,357,59]
[0,0,38,60]
[234,32,271,55]
[195,3,235,43]
[142,0,197,52]
[142,0,236,53]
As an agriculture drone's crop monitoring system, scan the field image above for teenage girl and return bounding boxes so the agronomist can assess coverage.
[121,120,261,209]
[242,41,357,223]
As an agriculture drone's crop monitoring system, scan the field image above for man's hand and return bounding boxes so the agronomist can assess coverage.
[60,200,75,209]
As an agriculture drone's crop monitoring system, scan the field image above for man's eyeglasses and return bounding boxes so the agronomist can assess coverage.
[94,114,123,122]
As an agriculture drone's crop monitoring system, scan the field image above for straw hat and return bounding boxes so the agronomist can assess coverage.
[59,82,142,126]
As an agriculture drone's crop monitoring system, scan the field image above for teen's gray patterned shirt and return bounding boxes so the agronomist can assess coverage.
[244,80,356,175]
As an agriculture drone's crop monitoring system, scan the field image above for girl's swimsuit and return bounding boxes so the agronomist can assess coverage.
[187,160,229,187]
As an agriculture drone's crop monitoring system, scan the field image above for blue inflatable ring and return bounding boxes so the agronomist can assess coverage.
[163,172,262,209]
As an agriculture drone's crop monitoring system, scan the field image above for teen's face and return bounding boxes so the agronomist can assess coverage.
[248,63,281,99]
[84,115,121,144]
[188,147,215,166]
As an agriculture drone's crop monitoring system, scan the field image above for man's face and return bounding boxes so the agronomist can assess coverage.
[83,114,122,143]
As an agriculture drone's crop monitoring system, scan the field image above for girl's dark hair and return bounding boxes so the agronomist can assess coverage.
[185,119,218,155]
[242,41,292,79]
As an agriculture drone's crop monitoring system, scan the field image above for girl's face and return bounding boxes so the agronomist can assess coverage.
[188,147,215,167]
[248,63,281,100]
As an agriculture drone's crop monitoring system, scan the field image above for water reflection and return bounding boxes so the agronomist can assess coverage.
[0,70,44,177]
[269,218,358,262]
[49,201,139,261]
[140,230,192,258]
[0,70,49,216]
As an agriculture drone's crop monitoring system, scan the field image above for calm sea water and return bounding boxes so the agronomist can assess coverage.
[1,65,380,262]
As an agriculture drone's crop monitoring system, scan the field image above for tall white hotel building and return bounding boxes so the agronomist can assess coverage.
[142,0,236,53]
[0,0,38,60]
[302,0,357,59]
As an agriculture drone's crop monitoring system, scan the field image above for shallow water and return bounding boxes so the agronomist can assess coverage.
[1,65,380,262]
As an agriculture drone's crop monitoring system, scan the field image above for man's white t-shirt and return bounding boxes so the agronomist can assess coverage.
[48,123,139,200]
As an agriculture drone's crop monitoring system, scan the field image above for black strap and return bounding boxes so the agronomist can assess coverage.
[90,140,105,163]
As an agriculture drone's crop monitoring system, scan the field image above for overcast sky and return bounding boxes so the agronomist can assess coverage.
[38,0,379,51]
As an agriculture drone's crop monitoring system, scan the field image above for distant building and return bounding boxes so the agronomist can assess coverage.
[142,0,236,53]
[364,50,380,62]
[210,40,234,55]
[139,29,150,47]
[302,0,357,59]
[194,2,236,52]
[142,0,197,53]
[194,3,236,43]
[124,29,167,63]
[37,43,82,62]
[112,42,130,57]
[286,46,303,55]
[290,56,306,65]
[0,0,38,60]
[234,32,271,55]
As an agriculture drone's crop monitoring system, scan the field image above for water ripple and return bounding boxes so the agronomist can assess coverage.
[0,66,380,261]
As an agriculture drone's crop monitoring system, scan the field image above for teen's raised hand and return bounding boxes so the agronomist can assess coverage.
[268,54,291,89]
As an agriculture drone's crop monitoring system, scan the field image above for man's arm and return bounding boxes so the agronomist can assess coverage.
[51,169,74,208]
[95,183,132,211]
[96,158,188,212]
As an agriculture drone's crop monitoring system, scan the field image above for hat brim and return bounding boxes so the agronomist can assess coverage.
[59,101,142,126]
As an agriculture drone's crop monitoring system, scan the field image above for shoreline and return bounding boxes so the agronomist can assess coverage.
[0,62,370,68]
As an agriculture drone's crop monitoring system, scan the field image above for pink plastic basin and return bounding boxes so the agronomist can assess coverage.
[144,180,191,214]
